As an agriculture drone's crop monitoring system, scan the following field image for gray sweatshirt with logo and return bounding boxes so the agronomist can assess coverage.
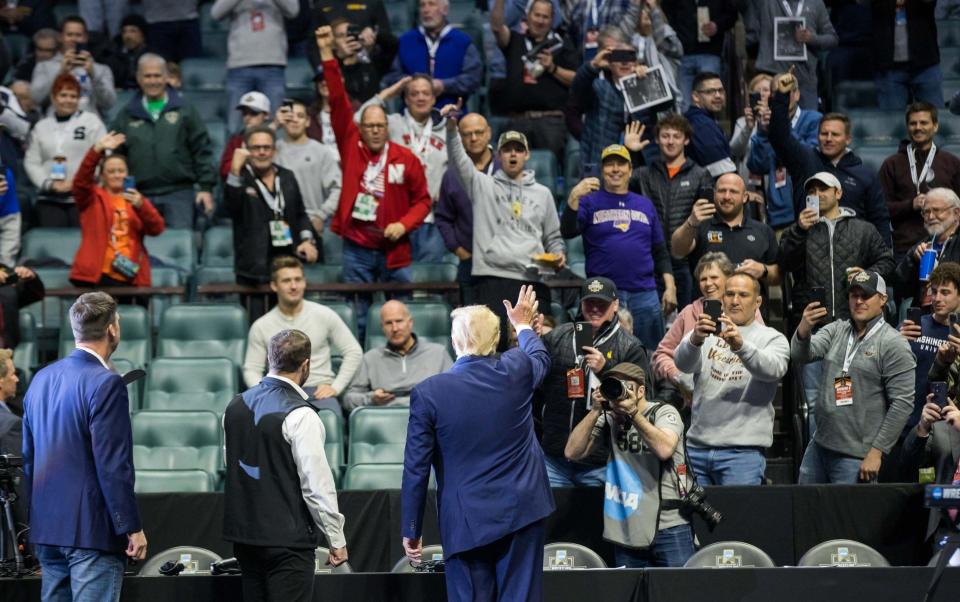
[675,321,790,448]
[446,125,563,281]
[343,337,453,411]
[791,316,916,458]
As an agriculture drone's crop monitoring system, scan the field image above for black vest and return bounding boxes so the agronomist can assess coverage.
[222,377,320,549]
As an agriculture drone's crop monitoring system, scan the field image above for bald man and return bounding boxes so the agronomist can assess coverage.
[671,173,780,289]
[343,300,453,411]
[436,113,497,305]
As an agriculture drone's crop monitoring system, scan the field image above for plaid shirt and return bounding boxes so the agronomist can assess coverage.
[571,63,628,169]
[564,0,634,45]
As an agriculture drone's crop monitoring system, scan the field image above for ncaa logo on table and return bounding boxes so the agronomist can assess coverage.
[388,164,405,184]
[604,459,643,520]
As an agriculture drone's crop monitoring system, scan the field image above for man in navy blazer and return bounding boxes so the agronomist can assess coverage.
[22,292,147,601]
[401,285,555,602]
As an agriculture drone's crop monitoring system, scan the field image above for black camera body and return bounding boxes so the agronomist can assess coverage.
[413,559,445,573]
[680,483,722,531]
[0,455,21,469]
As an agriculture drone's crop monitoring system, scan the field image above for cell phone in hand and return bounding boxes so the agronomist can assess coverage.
[347,24,363,40]
[574,321,594,354]
[583,163,599,179]
[931,381,948,409]
[74,42,88,54]
[703,299,722,335]
[951,312,960,331]
[805,194,820,218]
[608,48,637,63]
[123,176,136,191]
[810,286,826,310]
[696,186,714,204]
[749,92,762,110]
[907,307,923,325]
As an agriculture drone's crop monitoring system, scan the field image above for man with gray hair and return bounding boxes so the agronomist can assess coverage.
[22,292,147,601]
[110,52,216,228]
[224,328,348,602]
[401,286,554,601]
[31,15,116,116]
[895,187,960,305]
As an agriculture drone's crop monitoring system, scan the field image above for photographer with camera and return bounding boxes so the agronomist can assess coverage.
[564,362,695,567]
[674,272,790,485]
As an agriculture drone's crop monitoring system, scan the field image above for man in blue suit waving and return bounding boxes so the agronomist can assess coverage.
[22,292,147,601]
[401,285,554,602]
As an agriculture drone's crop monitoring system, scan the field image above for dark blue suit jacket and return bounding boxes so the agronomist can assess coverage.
[401,329,555,557]
[22,349,141,552]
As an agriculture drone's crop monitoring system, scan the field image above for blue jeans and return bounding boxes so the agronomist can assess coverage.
[36,544,124,602]
[678,54,722,112]
[875,64,944,110]
[618,288,664,351]
[225,66,287,133]
[687,445,766,486]
[613,524,696,568]
[798,440,864,484]
[79,0,128,37]
[342,238,411,343]
[148,19,202,64]
[410,222,448,263]
[148,188,196,229]
[544,454,606,488]
[801,360,823,439]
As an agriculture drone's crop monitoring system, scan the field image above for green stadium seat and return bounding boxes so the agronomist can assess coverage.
[568,261,586,278]
[303,263,342,283]
[201,30,228,59]
[348,406,410,465]
[194,267,241,304]
[106,90,137,124]
[318,409,344,485]
[410,262,457,283]
[112,358,141,413]
[550,302,572,325]
[142,357,237,415]
[854,145,896,174]
[132,410,222,480]
[942,47,960,78]
[135,469,214,493]
[321,301,358,338]
[4,34,29,64]
[146,228,197,275]
[181,58,226,91]
[849,110,906,147]
[20,267,73,345]
[21,228,81,265]
[14,312,37,385]
[58,304,151,367]
[184,90,229,123]
[566,236,584,264]
[206,120,228,160]
[343,463,403,490]
[364,301,451,349]
[148,267,185,328]
[385,2,414,33]
[199,3,229,32]
[201,226,234,267]
[527,149,559,198]
[286,58,316,93]
[156,303,248,366]
[448,3,482,29]
[833,81,876,111]
[940,20,960,47]
[322,233,343,264]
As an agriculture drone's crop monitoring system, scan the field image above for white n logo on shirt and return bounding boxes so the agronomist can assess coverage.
[388,164,405,184]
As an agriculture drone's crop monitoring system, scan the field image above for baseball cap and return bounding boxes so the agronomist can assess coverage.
[581,277,618,302]
[605,362,646,386]
[497,130,529,152]
[848,270,887,298]
[236,91,270,114]
[601,144,631,163]
[803,171,842,192]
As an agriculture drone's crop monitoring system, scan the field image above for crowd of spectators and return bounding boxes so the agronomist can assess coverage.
[6,0,960,568]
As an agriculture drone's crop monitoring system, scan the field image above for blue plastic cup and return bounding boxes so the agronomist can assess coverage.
[919,248,937,281]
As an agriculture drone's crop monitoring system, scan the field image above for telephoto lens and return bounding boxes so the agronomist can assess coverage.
[599,376,627,402]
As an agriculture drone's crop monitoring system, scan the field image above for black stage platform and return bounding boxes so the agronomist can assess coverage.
[3,568,960,602]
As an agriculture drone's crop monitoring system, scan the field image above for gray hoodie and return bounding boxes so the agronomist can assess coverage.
[791,315,916,458]
[447,125,564,281]
[343,336,454,411]
[675,321,790,449]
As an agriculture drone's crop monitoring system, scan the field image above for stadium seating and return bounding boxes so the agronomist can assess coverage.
[20,267,73,345]
[322,301,358,337]
[348,406,409,465]
[181,58,227,91]
[303,263,343,284]
[21,228,81,265]
[14,312,37,385]
[342,463,403,491]
[849,110,906,147]
[156,303,248,366]
[112,358,142,413]
[854,145,896,174]
[59,304,152,367]
[566,236,585,264]
[184,90,230,123]
[410,262,457,283]
[201,226,234,267]
[528,149,561,198]
[147,229,198,275]
[364,301,452,350]
[142,357,237,415]
[132,410,222,484]
[201,30,229,59]
[134,469,214,493]
[318,409,345,485]
[149,266,186,328]
[322,233,344,264]
[286,58,316,94]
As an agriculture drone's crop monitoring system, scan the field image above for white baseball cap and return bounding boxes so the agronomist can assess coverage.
[236,91,270,114]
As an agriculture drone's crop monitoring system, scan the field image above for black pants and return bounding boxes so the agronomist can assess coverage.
[35,201,79,228]
[505,114,566,163]
[234,543,315,602]
[474,276,551,351]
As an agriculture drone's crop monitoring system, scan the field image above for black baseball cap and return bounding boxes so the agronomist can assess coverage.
[581,277,618,302]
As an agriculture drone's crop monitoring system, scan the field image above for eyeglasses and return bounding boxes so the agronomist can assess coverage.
[922,205,954,217]
[247,145,274,152]
[361,123,388,130]
[696,87,725,96]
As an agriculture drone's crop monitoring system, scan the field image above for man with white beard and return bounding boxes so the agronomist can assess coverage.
[895,187,960,305]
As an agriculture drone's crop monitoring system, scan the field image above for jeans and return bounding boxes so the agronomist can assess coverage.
[678,54,722,112]
[457,258,477,305]
[225,66,287,133]
[148,188,196,229]
[618,288,664,351]
[36,544,124,602]
[875,64,944,110]
[544,454,606,488]
[798,440,864,484]
[410,222,448,263]
[147,19,202,64]
[79,0,128,37]
[801,360,823,439]
[687,445,766,486]
[613,524,696,568]
[342,238,411,344]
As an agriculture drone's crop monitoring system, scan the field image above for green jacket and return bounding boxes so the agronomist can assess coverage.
[110,87,215,195]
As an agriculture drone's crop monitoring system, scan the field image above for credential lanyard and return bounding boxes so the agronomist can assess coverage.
[407,114,433,161]
[908,142,937,193]
[363,142,390,194]
[841,319,885,375]
[250,166,284,218]
[572,321,621,410]
[781,0,804,17]
[421,25,452,75]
